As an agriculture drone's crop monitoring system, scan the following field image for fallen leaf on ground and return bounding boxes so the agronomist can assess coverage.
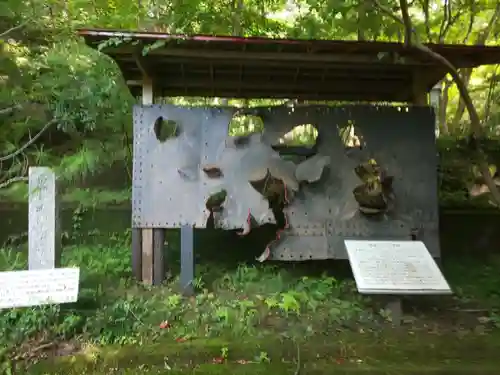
[159,321,171,329]
[478,316,490,324]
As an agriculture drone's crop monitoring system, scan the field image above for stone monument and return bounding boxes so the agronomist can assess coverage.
[28,167,61,270]
[0,168,79,310]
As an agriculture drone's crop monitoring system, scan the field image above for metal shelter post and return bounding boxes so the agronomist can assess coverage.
[180,225,194,296]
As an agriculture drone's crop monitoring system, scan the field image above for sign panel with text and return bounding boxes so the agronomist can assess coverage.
[0,268,80,309]
[344,240,451,295]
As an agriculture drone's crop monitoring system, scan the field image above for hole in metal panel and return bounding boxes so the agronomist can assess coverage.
[203,165,224,178]
[338,120,365,150]
[154,116,180,142]
[277,124,318,147]
[229,114,264,137]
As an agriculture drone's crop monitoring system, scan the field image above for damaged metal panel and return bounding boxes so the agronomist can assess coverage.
[132,104,440,259]
[133,104,231,227]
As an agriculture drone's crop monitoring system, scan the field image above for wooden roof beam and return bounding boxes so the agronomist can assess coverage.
[139,78,406,93]
[104,46,428,66]
[112,55,432,71]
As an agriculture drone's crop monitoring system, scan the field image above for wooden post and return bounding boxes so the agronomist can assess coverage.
[153,228,165,286]
[141,227,154,284]
[139,76,166,286]
[141,77,155,285]
[411,70,428,106]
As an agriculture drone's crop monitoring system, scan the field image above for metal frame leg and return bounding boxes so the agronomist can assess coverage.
[131,228,142,280]
[180,225,194,296]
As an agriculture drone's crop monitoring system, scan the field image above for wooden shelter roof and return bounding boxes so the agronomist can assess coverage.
[78,28,500,102]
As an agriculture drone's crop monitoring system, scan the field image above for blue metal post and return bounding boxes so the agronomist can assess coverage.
[180,225,194,295]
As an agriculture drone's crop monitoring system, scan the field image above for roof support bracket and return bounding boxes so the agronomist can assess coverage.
[411,69,428,105]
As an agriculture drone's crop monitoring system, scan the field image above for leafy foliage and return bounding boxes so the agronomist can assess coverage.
[0,0,499,197]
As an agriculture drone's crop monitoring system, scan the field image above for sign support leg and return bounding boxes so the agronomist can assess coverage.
[386,297,403,326]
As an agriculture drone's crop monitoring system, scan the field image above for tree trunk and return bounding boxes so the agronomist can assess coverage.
[220,0,244,107]
[357,1,366,41]
[397,0,500,206]
[449,3,500,132]
[232,0,243,37]
[449,68,472,133]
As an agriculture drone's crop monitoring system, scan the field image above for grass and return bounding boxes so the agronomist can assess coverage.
[0,186,131,207]
[1,234,500,374]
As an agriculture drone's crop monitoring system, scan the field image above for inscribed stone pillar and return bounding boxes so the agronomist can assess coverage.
[28,167,61,270]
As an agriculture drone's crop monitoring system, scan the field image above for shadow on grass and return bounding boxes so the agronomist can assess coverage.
[166,226,355,279]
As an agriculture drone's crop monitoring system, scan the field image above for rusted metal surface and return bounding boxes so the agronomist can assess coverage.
[132,104,440,259]
[77,28,500,102]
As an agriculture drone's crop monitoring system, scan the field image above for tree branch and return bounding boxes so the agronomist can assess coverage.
[371,0,404,25]
[370,0,500,206]
[418,0,432,42]
[483,68,499,125]
[0,119,57,162]
[437,0,450,42]
[0,104,22,116]
[0,176,28,189]
[399,0,413,45]
[399,0,500,206]
[443,10,463,43]
[462,0,476,44]
[0,21,29,39]
[450,3,500,130]
[476,2,500,46]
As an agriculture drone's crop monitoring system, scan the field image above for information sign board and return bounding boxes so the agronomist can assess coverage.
[344,240,451,295]
[0,268,80,309]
